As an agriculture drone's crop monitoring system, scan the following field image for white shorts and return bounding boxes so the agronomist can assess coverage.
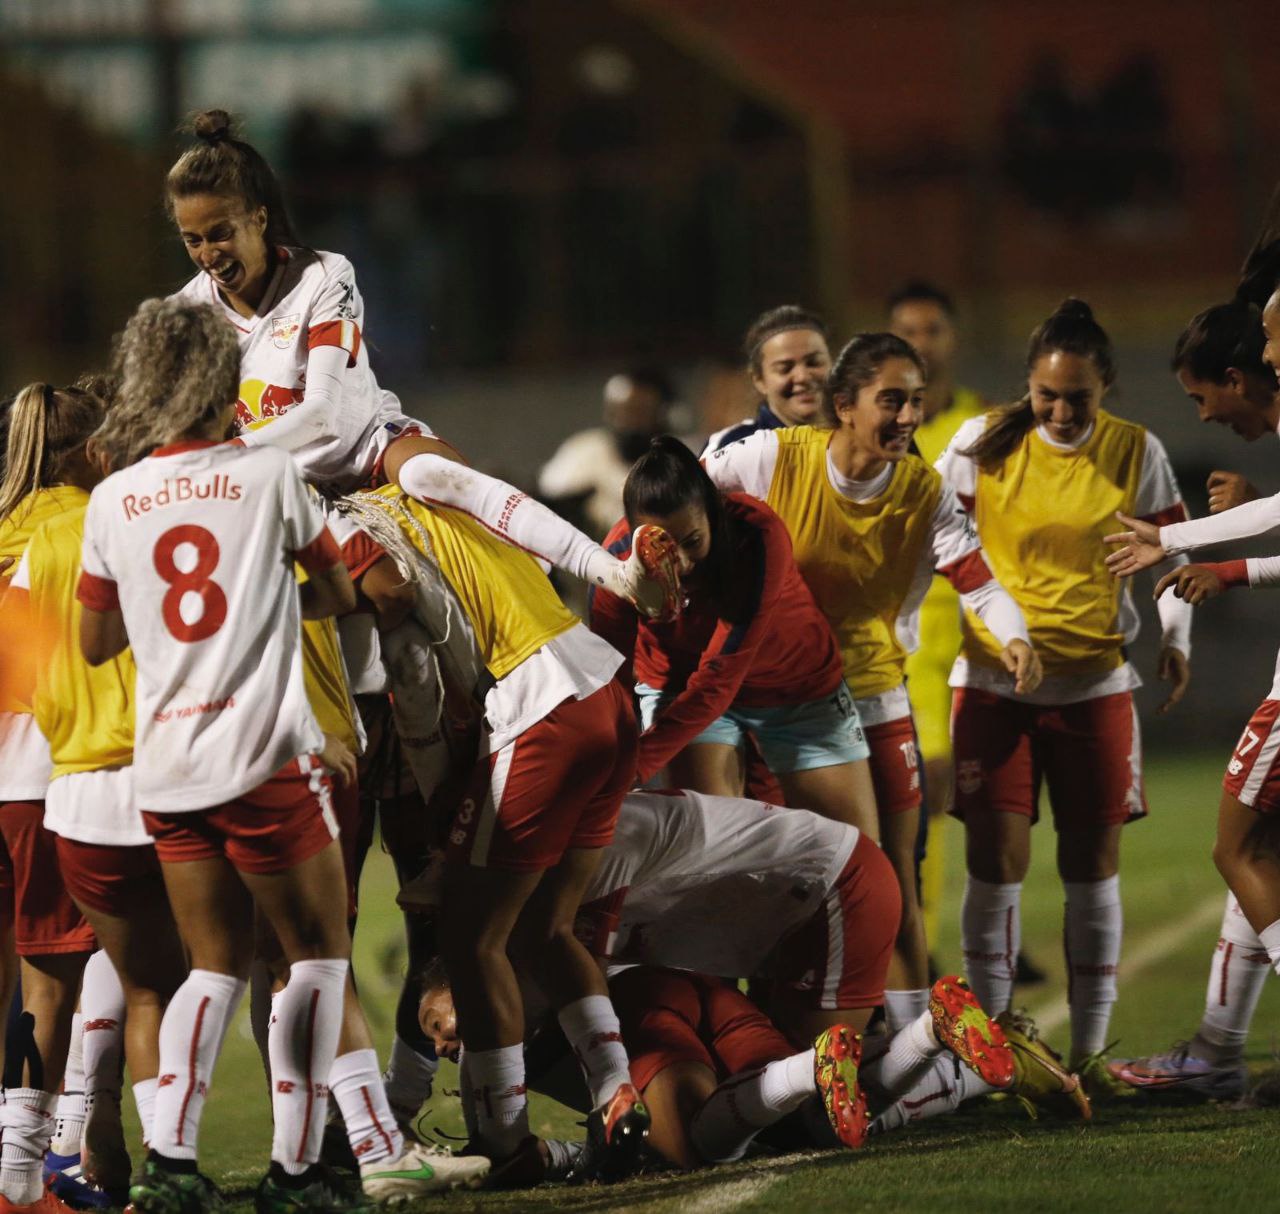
[45,768,152,847]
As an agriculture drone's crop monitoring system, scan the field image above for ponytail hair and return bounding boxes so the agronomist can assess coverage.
[1172,300,1268,384]
[822,332,925,428]
[94,299,241,472]
[964,298,1115,471]
[0,384,105,520]
[165,109,301,249]
[1238,180,1280,309]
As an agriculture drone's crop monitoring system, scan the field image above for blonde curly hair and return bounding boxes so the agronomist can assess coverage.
[95,299,240,470]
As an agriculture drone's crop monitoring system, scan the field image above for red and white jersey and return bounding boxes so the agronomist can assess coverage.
[584,789,858,978]
[171,248,425,493]
[77,441,337,812]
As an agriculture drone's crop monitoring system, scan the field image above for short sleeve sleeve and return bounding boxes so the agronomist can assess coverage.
[702,429,779,498]
[306,257,363,368]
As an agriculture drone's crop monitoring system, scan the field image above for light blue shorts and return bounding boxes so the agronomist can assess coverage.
[636,681,869,773]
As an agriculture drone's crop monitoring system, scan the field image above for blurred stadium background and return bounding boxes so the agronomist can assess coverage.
[6,0,1280,749]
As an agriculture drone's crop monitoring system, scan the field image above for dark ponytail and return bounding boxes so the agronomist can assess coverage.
[964,298,1115,471]
[166,109,302,249]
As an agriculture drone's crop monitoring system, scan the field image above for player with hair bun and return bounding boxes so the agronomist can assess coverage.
[0,382,103,1214]
[942,299,1193,1091]
[164,109,677,620]
[705,332,1036,1051]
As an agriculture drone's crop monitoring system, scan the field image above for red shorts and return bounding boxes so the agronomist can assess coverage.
[449,679,638,872]
[1222,699,1280,813]
[142,756,338,875]
[0,802,96,957]
[951,688,1146,827]
[771,833,900,1010]
[865,716,923,815]
[609,967,793,1093]
[55,836,164,917]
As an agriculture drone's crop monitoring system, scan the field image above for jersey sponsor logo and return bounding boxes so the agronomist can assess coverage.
[237,378,304,426]
[956,758,983,795]
[270,313,301,349]
[121,475,242,521]
[154,695,235,724]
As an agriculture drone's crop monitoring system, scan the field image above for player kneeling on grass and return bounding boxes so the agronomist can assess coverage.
[77,298,393,1214]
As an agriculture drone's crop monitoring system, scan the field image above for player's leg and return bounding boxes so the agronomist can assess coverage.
[1214,793,1280,965]
[954,689,1035,1017]
[1043,694,1135,1075]
[664,743,745,799]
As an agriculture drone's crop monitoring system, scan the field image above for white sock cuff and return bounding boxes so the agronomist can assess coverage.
[286,958,349,986]
[1259,918,1280,959]
[558,994,619,1037]
[4,1089,57,1115]
[964,877,1022,906]
[1220,894,1266,949]
[330,1048,380,1087]
[1063,875,1120,908]
[190,969,249,1002]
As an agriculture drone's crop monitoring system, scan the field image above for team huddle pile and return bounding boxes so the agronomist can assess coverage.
[1,106,1279,1214]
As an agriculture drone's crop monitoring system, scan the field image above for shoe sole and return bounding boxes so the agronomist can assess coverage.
[362,1166,490,1201]
[600,1101,650,1182]
[1108,1063,1246,1102]
[931,978,1016,1089]
[634,528,681,621]
[813,1026,868,1149]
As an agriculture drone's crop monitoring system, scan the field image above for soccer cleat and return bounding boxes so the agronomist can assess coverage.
[1106,1043,1247,1102]
[566,1082,651,1184]
[127,1155,224,1214]
[619,526,682,622]
[253,1164,372,1214]
[929,975,1016,1089]
[359,1140,488,1202]
[0,1183,84,1214]
[1075,1050,1138,1103]
[996,1010,1091,1120]
[812,1024,868,1149]
[44,1153,116,1211]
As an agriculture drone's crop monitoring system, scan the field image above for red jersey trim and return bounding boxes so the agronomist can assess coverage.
[76,570,120,613]
[1204,559,1249,589]
[308,319,362,367]
[1140,502,1189,528]
[341,531,387,581]
[957,492,976,513]
[938,548,992,594]
[295,526,342,575]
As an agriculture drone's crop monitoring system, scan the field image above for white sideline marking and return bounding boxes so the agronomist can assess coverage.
[1027,891,1224,1037]
[674,1174,781,1213]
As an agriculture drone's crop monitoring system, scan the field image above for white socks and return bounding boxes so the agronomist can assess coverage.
[382,1034,438,1125]
[152,969,247,1162]
[862,1012,942,1102]
[268,959,349,1175]
[330,1048,404,1167]
[1193,893,1271,1064]
[690,1050,815,1164]
[1064,876,1122,1064]
[1260,917,1280,977]
[133,1078,158,1147]
[1,1088,58,1204]
[82,950,127,1149]
[397,454,617,588]
[51,1013,85,1158]
[882,990,929,1035]
[557,995,633,1111]
[871,1057,993,1134]
[466,1045,529,1157]
[961,878,1021,1016]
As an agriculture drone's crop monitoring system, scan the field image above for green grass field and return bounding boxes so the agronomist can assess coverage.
[166,752,1280,1212]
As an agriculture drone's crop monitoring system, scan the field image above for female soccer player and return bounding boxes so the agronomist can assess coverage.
[335,486,676,1184]
[0,383,102,1214]
[939,299,1192,1087]
[704,305,832,453]
[590,436,875,827]
[1106,285,1280,1047]
[1106,300,1277,1099]
[164,110,675,621]
[704,332,1037,1043]
[77,298,362,1213]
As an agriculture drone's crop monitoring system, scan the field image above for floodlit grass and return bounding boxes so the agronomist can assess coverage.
[147,752,1280,1211]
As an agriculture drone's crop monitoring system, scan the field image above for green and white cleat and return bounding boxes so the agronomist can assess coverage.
[359,1141,489,1202]
[995,1010,1091,1120]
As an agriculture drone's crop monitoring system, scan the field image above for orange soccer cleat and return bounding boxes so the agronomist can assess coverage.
[929,975,1016,1090]
[812,1024,868,1149]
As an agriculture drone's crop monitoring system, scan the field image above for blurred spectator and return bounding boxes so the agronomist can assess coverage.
[538,367,677,537]
[1095,52,1179,217]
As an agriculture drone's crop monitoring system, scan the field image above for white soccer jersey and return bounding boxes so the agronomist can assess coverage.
[171,248,426,493]
[78,442,335,811]
[585,789,858,978]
